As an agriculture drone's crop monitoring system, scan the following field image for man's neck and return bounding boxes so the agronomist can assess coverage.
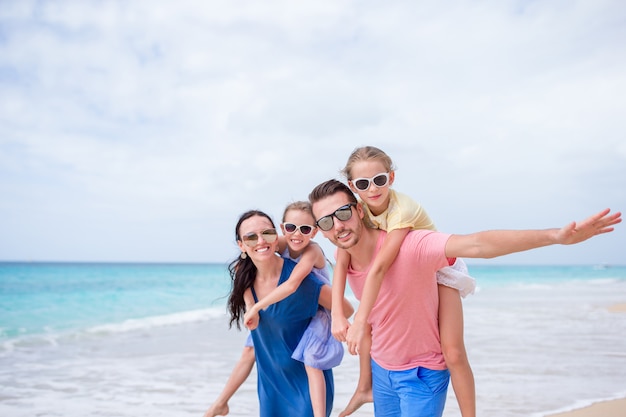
[347,227,381,272]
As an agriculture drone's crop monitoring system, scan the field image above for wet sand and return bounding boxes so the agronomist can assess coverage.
[546,397,626,417]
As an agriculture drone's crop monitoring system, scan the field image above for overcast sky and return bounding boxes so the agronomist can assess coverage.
[1,0,624,265]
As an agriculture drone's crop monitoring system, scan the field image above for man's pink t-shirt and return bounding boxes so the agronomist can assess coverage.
[346,229,451,371]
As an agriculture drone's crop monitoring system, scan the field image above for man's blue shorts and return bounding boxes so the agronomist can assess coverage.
[371,359,450,417]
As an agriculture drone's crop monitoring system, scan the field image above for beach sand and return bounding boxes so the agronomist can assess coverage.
[546,397,626,417]
[608,303,626,313]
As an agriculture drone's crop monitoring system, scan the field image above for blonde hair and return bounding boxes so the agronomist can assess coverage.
[282,201,314,223]
[341,146,396,180]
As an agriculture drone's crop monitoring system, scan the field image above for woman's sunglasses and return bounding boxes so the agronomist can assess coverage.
[283,223,315,235]
[241,228,278,247]
[351,172,390,191]
[315,203,356,231]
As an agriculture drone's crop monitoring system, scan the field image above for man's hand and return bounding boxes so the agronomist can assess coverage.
[346,319,367,356]
[556,209,621,245]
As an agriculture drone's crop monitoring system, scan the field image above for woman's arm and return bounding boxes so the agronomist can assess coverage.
[203,346,255,417]
[243,242,326,326]
[345,227,410,354]
[331,249,350,341]
[243,288,254,310]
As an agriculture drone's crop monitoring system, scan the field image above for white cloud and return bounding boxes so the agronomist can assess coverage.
[1,0,624,264]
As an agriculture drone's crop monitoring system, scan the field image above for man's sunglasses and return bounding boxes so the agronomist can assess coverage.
[315,203,356,231]
[351,172,390,191]
[241,228,278,247]
[283,223,315,235]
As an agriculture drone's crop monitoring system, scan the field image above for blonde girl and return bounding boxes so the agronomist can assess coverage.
[331,146,476,417]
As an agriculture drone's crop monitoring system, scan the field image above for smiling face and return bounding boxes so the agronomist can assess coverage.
[312,191,364,251]
[348,159,395,216]
[280,208,318,254]
[237,214,279,263]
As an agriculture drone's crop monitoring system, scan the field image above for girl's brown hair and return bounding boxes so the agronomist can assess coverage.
[282,201,314,223]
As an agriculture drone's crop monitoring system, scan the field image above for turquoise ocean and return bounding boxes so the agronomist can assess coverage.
[1,262,626,417]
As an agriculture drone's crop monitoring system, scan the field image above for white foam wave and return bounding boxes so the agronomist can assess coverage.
[532,391,626,417]
[584,277,621,285]
[511,282,555,290]
[0,307,227,355]
[86,308,226,334]
[506,277,623,291]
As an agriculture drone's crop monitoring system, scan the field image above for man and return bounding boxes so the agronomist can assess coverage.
[308,179,620,417]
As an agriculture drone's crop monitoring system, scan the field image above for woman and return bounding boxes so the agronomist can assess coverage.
[227,209,352,417]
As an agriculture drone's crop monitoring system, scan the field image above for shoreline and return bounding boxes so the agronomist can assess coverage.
[545,397,626,417]
[544,303,626,417]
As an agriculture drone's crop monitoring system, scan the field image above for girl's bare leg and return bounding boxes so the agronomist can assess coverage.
[439,285,475,417]
[305,365,327,417]
[339,325,373,417]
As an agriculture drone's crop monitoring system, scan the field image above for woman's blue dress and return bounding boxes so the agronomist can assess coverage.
[251,258,334,417]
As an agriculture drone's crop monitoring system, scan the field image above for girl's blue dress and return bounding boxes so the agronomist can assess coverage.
[281,249,344,370]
